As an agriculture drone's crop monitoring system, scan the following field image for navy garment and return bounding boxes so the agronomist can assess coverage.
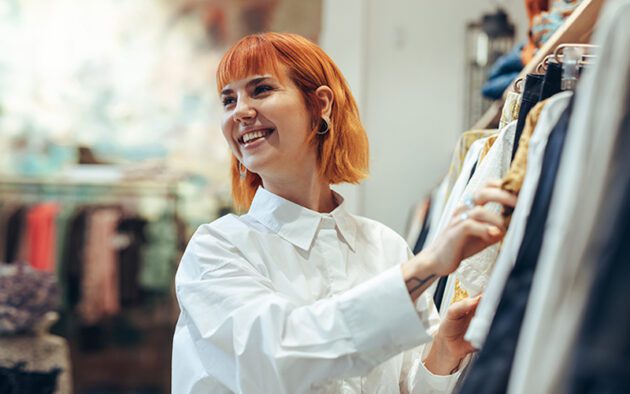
[459,98,574,394]
[565,103,630,393]
[512,74,545,161]
[539,61,563,101]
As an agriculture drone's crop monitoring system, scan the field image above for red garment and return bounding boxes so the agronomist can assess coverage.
[26,203,60,272]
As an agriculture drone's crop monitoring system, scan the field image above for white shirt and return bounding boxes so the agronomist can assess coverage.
[172,187,460,394]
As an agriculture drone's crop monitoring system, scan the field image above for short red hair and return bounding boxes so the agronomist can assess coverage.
[217,32,369,211]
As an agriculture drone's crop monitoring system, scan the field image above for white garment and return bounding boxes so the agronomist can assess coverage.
[426,138,485,246]
[508,2,630,392]
[452,121,516,297]
[172,187,460,394]
[464,91,573,349]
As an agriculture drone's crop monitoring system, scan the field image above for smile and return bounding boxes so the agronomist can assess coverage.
[238,128,275,145]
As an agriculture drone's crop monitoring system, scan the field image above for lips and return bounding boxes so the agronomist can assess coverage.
[238,128,274,145]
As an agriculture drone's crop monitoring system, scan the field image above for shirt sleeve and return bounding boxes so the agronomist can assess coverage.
[173,226,434,394]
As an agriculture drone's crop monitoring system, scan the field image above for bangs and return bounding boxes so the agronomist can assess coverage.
[216,35,282,93]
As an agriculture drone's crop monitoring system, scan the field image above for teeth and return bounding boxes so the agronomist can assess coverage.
[241,129,270,144]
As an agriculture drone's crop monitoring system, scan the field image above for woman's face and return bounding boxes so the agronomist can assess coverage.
[220,65,317,182]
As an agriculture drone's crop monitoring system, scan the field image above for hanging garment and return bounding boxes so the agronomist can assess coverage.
[173,187,461,394]
[539,61,563,101]
[140,213,178,294]
[117,216,148,306]
[448,121,516,298]
[443,130,497,204]
[501,100,549,223]
[77,208,121,325]
[60,209,88,310]
[408,198,431,253]
[500,91,522,130]
[427,138,487,246]
[565,103,630,392]
[458,93,574,394]
[0,203,25,264]
[508,1,630,391]
[26,203,60,272]
[512,74,545,161]
[5,205,27,263]
[405,198,430,248]
[464,91,573,349]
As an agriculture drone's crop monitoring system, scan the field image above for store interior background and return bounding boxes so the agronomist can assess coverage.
[0,0,529,392]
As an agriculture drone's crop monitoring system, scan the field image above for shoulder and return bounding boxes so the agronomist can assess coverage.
[177,214,260,280]
[350,214,411,256]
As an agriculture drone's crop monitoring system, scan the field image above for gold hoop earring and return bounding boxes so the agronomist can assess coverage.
[238,162,247,179]
[316,117,330,135]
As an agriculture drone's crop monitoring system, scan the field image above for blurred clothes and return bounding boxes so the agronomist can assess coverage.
[139,213,179,294]
[78,209,122,325]
[5,205,27,263]
[522,0,584,64]
[0,364,61,394]
[26,203,60,272]
[117,216,148,306]
[459,94,573,394]
[482,43,525,100]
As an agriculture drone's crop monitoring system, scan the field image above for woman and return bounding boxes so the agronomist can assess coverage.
[172,32,516,393]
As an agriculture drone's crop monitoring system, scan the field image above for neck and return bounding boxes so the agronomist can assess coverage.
[262,173,336,213]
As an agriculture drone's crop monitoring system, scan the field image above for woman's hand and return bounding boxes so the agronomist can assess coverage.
[422,180,517,276]
[402,180,517,301]
[423,296,480,375]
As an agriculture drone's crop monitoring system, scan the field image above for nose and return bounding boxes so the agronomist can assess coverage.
[232,96,256,124]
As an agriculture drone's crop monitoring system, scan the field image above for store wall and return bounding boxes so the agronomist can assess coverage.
[322,0,526,235]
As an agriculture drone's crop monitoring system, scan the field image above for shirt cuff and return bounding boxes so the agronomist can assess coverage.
[337,264,432,357]
[408,342,465,394]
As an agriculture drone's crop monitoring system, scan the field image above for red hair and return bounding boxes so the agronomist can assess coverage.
[217,32,369,211]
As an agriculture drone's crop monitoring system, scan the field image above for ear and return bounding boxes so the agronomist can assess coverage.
[315,86,334,119]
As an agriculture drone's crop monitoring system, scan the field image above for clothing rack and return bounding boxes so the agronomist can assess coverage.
[472,0,605,130]
[0,176,180,216]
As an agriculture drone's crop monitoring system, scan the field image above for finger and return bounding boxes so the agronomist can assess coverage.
[484,179,503,188]
[474,187,517,208]
[467,207,507,231]
[446,296,481,320]
[458,219,504,242]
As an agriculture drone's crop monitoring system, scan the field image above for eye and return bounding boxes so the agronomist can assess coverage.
[222,96,236,108]
[253,84,274,96]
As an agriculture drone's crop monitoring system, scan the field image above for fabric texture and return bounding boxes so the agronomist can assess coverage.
[173,187,461,394]
[499,91,522,130]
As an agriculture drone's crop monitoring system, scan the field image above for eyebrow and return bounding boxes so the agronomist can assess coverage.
[221,76,273,96]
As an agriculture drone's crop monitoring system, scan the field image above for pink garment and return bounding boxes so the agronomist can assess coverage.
[26,203,60,272]
[77,208,121,324]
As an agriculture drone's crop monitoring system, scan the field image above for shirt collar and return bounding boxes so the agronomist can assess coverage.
[247,187,357,252]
